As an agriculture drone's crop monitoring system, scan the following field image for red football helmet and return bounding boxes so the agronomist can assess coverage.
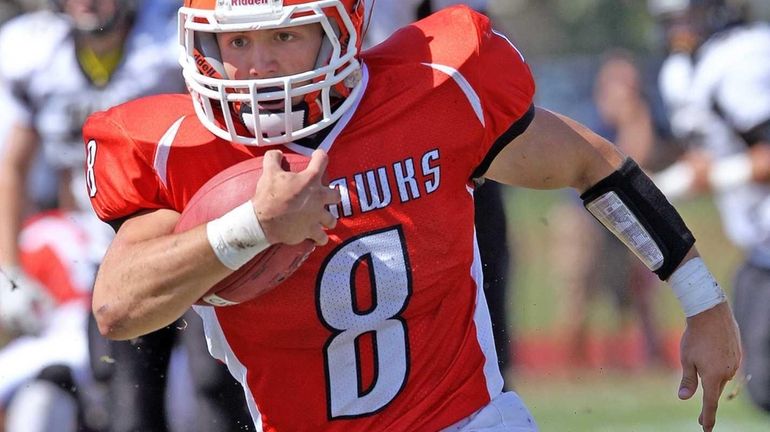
[178,0,366,146]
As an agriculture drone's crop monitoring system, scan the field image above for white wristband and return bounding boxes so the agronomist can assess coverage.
[668,257,727,317]
[709,153,752,192]
[651,161,695,200]
[206,201,270,270]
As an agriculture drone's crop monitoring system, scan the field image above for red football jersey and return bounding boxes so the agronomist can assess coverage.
[84,7,535,431]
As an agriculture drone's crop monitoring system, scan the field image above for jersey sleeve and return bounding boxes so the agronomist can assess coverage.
[425,7,536,178]
[469,11,535,177]
[83,109,168,224]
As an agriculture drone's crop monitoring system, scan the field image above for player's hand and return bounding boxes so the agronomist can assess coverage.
[748,144,770,182]
[678,302,742,432]
[252,149,341,246]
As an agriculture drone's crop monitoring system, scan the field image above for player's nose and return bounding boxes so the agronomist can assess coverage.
[247,47,280,78]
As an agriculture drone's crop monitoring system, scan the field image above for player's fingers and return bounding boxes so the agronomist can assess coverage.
[323,185,342,204]
[679,362,698,400]
[305,149,330,181]
[261,150,285,175]
[698,384,719,432]
[699,377,721,432]
[309,225,329,246]
[320,211,337,230]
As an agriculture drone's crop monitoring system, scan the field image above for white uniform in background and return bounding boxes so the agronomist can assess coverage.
[0,3,185,430]
[0,5,184,212]
[659,23,770,258]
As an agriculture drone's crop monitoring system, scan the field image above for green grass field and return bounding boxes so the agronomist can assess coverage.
[503,187,770,431]
[515,370,769,432]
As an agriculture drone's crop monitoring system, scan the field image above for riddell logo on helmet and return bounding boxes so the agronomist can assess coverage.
[194,53,219,78]
[231,0,269,5]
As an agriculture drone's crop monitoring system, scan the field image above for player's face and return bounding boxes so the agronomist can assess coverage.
[62,0,120,33]
[660,9,704,53]
[216,24,324,108]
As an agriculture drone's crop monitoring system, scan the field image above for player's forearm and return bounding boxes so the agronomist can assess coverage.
[652,145,770,200]
[93,224,232,340]
[0,125,38,268]
[0,160,25,267]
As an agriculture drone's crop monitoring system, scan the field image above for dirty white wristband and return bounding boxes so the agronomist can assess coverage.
[652,161,695,200]
[668,257,727,317]
[709,153,752,192]
[206,201,270,270]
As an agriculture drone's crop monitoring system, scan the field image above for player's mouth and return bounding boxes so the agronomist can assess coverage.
[255,87,287,112]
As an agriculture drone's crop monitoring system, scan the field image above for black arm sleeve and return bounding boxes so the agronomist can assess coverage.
[580,158,696,281]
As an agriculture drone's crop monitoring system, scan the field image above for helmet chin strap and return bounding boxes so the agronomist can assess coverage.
[239,103,307,140]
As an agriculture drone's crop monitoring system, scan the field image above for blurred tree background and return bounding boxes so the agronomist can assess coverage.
[490,0,656,57]
[486,0,770,119]
[490,0,770,57]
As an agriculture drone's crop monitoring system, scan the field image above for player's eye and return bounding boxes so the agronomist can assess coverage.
[230,37,248,48]
[275,32,295,42]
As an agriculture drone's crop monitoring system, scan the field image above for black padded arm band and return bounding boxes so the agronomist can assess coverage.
[580,158,695,281]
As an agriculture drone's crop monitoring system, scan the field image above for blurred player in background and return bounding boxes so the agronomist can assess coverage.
[0,0,251,430]
[84,1,740,431]
[550,50,665,368]
[0,211,108,432]
[650,0,770,414]
[365,0,515,384]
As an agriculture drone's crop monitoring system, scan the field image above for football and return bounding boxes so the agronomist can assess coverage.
[174,153,316,307]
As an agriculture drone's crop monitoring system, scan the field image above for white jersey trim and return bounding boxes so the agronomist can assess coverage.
[422,63,485,127]
[193,305,264,432]
[153,116,187,188]
[492,29,525,62]
[467,185,504,399]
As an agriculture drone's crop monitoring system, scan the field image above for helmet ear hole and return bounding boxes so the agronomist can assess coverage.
[194,32,227,78]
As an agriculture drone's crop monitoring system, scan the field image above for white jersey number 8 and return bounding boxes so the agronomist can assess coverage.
[86,139,98,197]
[318,227,411,419]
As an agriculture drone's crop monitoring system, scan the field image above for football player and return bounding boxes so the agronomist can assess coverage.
[0,1,250,431]
[86,1,741,431]
[650,0,770,414]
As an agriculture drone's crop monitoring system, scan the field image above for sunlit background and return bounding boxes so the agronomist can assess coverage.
[1,0,769,430]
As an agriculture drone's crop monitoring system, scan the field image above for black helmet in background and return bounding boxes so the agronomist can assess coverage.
[648,0,748,52]
[51,0,137,35]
